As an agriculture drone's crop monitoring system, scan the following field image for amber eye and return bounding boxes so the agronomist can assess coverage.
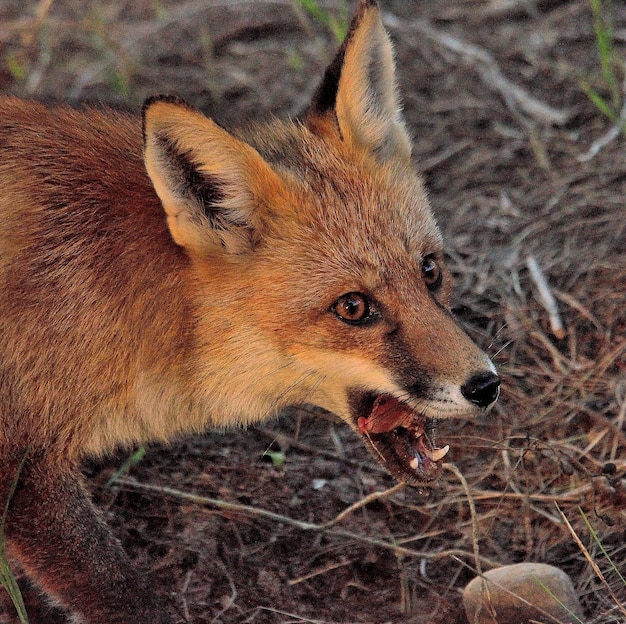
[332,292,374,325]
[422,254,443,291]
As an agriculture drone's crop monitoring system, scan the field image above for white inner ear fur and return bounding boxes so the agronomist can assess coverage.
[336,8,411,161]
[143,101,283,255]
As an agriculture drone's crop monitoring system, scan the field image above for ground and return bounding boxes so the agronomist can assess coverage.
[0,1,625,623]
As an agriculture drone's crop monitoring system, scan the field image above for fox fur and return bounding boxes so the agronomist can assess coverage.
[0,1,499,622]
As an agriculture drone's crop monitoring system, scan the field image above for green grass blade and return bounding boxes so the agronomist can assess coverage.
[106,446,146,487]
[0,451,30,623]
[588,0,621,109]
[579,507,626,585]
[295,0,348,43]
[580,78,617,122]
[533,578,585,624]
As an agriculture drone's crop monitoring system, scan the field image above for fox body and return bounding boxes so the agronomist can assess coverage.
[0,1,499,622]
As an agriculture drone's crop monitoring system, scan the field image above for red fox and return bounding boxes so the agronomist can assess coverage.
[0,1,500,622]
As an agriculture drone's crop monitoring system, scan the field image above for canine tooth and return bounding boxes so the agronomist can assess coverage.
[410,457,419,470]
[427,445,450,462]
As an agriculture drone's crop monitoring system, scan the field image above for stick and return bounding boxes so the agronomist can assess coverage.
[383,13,570,126]
[116,478,502,567]
[525,255,567,340]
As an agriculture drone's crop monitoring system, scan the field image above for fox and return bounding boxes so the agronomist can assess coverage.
[0,1,500,622]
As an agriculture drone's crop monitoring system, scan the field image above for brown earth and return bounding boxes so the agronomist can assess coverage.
[0,1,625,623]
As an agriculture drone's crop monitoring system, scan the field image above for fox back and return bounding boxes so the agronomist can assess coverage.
[0,2,499,622]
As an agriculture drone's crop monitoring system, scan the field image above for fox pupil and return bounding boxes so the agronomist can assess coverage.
[334,293,370,324]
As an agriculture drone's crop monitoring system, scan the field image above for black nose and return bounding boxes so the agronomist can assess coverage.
[461,371,500,408]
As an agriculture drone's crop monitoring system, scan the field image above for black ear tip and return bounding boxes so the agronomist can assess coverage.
[141,96,198,144]
[142,95,194,118]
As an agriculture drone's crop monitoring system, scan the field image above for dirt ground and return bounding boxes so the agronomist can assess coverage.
[1,1,625,623]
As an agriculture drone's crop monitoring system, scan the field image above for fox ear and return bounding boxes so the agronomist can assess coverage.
[307,0,411,162]
[142,96,284,255]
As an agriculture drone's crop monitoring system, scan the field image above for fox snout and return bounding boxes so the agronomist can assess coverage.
[337,299,501,486]
[351,362,500,487]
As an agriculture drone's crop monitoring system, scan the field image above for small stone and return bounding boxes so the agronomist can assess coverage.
[463,562,584,624]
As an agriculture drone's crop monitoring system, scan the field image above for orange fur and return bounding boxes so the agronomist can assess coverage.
[0,2,499,622]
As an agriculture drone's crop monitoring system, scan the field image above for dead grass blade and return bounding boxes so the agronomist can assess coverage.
[555,503,626,619]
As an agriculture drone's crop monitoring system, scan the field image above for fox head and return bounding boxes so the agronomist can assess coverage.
[141,0,500,485]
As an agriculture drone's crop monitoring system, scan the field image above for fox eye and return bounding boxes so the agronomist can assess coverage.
[422,254,443,291]
[332,292,374,325]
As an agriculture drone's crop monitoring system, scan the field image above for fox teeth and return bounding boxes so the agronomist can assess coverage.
[424,445,450,462]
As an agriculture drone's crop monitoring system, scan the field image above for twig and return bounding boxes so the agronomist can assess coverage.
[383,12,570,126]
[69,0,300,99]
[552,288,604,333]
[321,482,405,529]
[249,606,328,623]
[529,330,569,372]
[611,387,626,462]
[287,558,353,586]
[578,124,622,162]
[116,478,502,567]
[526,255,567,340]
[444,463,490,624]
[257,426,387,474]
[419,140,472,173]
[414,484,593,508]
[210,561,238,624]
[23,0,54,46]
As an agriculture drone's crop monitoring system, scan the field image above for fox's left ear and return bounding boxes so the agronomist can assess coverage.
[307,0,411,162]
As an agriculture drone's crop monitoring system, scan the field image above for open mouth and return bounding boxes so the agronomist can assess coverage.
[353,394,450,485]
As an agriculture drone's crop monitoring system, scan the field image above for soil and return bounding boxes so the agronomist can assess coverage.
[0,1,625,623]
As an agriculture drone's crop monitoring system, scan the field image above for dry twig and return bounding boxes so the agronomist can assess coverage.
[526,255,567,340]
[117,477,502,568]
[383,12,570,126]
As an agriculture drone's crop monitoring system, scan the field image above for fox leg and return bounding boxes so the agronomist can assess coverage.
[1,452,177,624]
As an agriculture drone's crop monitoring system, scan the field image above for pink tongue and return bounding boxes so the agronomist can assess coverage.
[358,395,419,435]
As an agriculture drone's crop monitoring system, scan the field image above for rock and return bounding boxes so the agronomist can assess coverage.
[463,562,584,624]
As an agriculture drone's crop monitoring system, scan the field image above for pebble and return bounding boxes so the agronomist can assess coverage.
[462,562,584,623]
